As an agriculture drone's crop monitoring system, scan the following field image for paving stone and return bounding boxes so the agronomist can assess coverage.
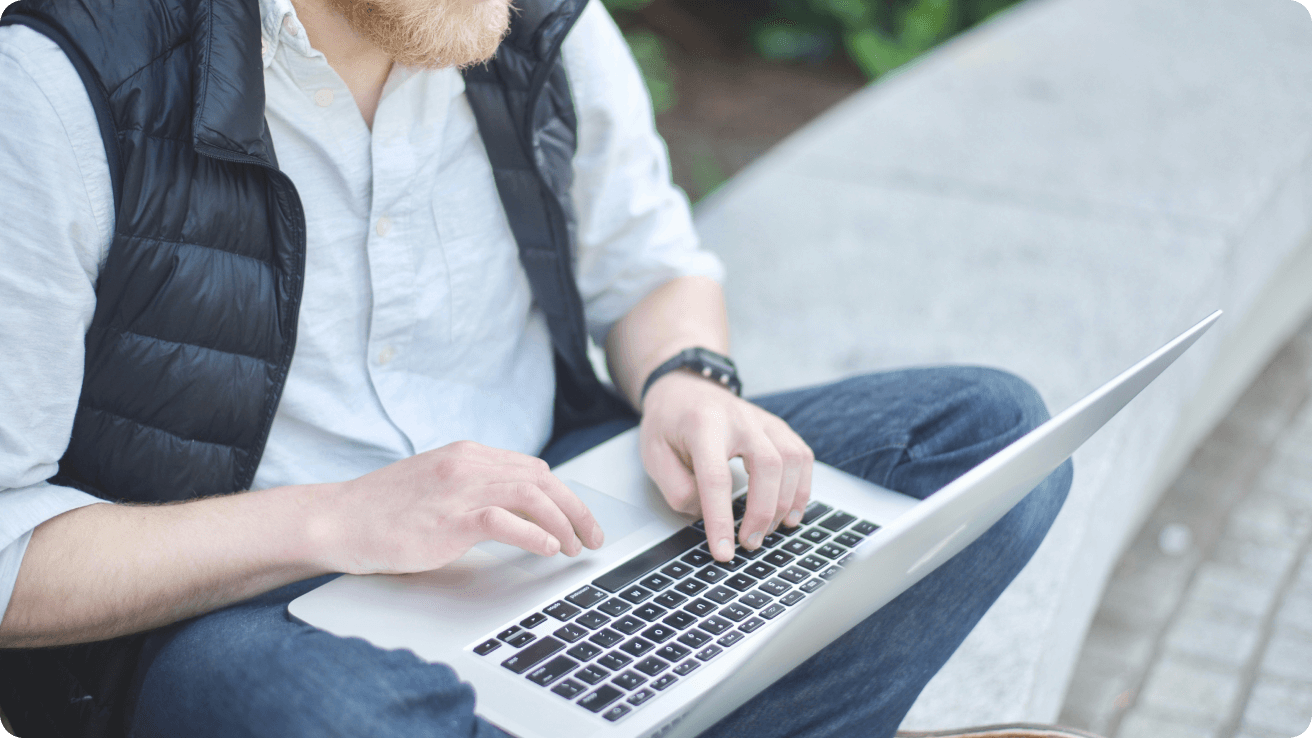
[1100,557,1196,628]
[1183,563,1286,621]
[1258,625,1312,682]
[1223,490,1312,543]
[1117,707,1220,738]
[1161,607,1262,668]
[1273,591,1312,639]
[1241,674,1312,735]
[1136,654,1243,723]
[1236,724,1301,738]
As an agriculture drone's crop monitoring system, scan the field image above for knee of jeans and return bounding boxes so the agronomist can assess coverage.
[960,366,1050,434]
[992,457,1074,565]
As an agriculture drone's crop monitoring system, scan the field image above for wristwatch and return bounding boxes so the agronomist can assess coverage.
[640,347,742,402]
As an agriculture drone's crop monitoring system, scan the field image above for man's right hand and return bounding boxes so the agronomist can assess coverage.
[316,441,606,576]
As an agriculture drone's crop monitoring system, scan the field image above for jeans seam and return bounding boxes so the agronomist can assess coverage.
[832,443,908,488]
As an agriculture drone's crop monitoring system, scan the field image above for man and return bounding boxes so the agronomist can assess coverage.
[0,0,1074,734]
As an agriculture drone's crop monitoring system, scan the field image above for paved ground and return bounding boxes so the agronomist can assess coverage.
[1060,317,1312,738]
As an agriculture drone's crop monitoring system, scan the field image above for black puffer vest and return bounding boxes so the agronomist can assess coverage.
[0,0,631,733]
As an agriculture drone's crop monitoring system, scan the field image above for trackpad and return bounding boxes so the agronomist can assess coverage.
[473,481,661,576]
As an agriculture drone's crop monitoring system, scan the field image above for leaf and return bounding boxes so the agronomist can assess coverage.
[845,28,915,79]
[623,30,677,114]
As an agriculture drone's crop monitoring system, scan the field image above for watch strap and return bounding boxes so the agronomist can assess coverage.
[640,347,742,403]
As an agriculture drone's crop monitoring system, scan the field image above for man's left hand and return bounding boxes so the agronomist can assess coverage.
[639,371,814,562]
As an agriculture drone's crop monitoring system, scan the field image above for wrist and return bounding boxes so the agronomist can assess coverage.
[279,482,351,575]
[639,347,740,410]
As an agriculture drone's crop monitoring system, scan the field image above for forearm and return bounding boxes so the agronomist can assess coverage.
[0,483,335,648]
[605,275,729,410]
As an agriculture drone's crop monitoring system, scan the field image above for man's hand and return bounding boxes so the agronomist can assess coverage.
[640,372,814,562]
[318,441,606,576]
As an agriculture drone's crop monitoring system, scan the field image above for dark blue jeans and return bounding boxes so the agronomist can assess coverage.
[124,367,1073,738]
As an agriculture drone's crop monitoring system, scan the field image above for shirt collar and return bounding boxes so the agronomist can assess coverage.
[258,0,307,68]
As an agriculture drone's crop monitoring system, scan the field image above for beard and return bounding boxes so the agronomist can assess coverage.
[326,0,512,70]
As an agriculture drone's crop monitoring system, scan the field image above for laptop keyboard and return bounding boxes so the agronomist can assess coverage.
[468,499,880,723]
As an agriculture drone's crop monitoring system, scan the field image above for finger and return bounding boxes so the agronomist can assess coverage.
[763,423,809,531]
[488,481,585,556]
[735,430,783,550]
[642,439,701,517]
[689,428,735,562]
[782,433,815,529]
[462,506,561,557]
[519,460,605,550]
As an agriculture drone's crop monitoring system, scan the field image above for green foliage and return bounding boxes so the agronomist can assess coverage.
[601,0,677,114]
[755,0,1023,80]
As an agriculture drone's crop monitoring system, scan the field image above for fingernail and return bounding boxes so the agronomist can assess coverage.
[591,522,605,547]
[571,534,584,556]
[747,531,763,548]
[785,510,802,527]
[716,538,734,560]
[545,535,561,556]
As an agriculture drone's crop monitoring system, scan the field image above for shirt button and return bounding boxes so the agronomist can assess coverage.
[377,346,397,366]
[376,216,392,237]
[314,89,334,107]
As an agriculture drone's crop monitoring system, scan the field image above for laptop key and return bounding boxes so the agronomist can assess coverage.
[574,665,610,685]
[661,560,695,579]
[763,550,795,568]
[598,652,631,670]
[760,604,786,619]
[589,628,624,648]
[719,603,751,622]
[663,610,697,630]
[698,616,733,635]
[602,703,631,722]
[801,502,832,525]
[820,566,842,580]
[717,631,745,647]
[835,532,863,548]
[736,545,765,560]
[619,585,653,604]
[759,579,791,596]
[853,520,879,535]
[739,617,766,633]
[819,511,857,531]
[800,528,830,544]
[797,555,827,572]
[673,659,700,676]
[612,671,647,690]
[761,532,786,548]
[497,625,522,642]
[656,643,690,661]
[474,639,501,656]
[639,573,674,591]
[567,642,602,661]
[654,591,687,609]
[704,586,737,604]
[681,549,714,567]
[744,562,776,579]
[575,611,611,630]
[553,624,588,643]
[738,591,771,609]
[634,603,668,622]
[677,630,711,649]
[628,687,656,706]
[543,601,580,621]
[619,637,655,657]
[683,598,716,617]
[519,613,547,629]
[694,566,726,584]
[778,567,809,584]
[725,574,757,592]
[597,598,631,617]
[506,631,536,648]
[695,645,722,661]
[634,656,669,677]
[799,578,825,593]
[592,527,704,594]
[528,655,579,687]
[780,591,805,606]
[713,555,749,572]
[782,540,813,556]
[578,685,624,713]
[817,544,847,560]
[674,578,708,596]
[501,636,565,674]
[614,615,645,635]
[551,679,586,699]
[652,673,678,691]
[565,585,609,609]
[641,624,676,643]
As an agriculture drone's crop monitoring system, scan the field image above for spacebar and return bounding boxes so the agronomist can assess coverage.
[592,527,705,593]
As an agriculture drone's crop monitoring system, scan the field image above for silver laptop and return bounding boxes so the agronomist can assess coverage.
[289,310,1221,738]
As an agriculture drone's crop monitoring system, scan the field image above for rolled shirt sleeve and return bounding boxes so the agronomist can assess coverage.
[562,0,726,347]
[0,27,115,624]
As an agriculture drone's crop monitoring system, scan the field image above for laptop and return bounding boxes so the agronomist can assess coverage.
[289,310,1221,738]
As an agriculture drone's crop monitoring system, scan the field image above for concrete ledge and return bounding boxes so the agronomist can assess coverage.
[693,0,1312,725]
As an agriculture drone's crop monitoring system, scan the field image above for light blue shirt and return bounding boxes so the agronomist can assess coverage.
[0,0,722,623]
